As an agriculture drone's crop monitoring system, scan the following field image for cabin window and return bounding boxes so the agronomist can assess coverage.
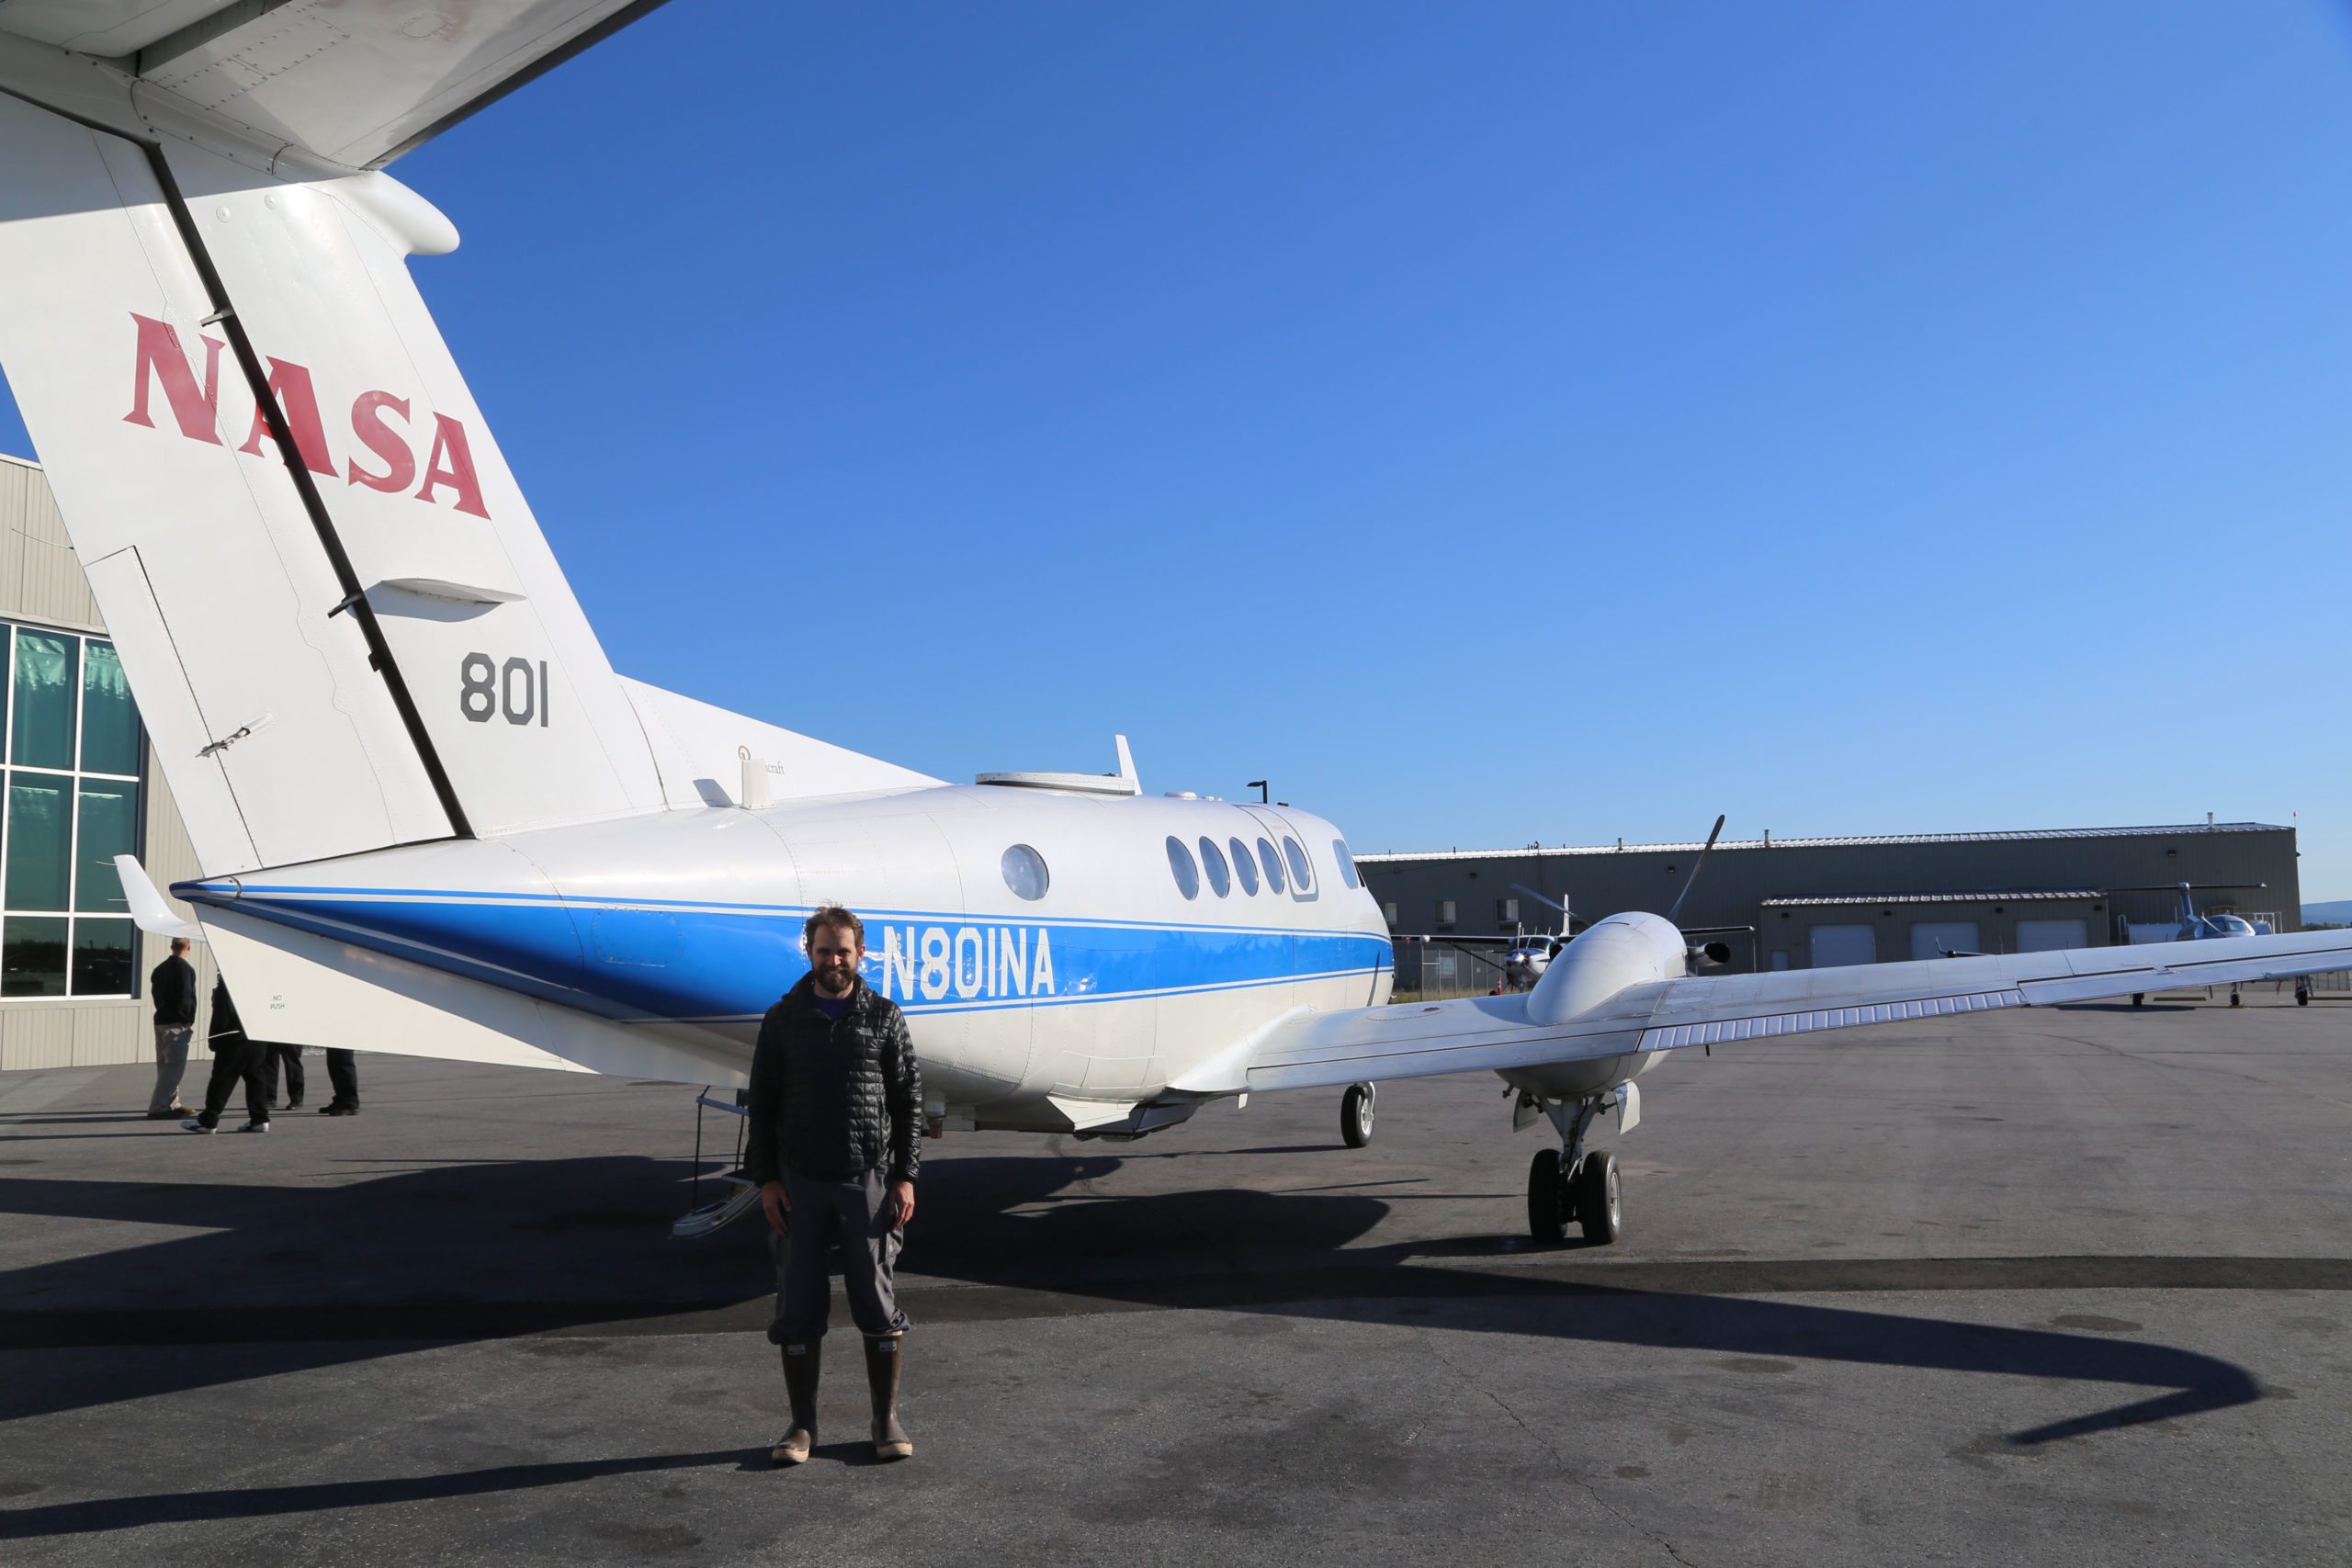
[1332,839,1359,888]
[1198,837,1231,897]
[1257,838,1285,894]
[1229,837,1259,896]
[1000,843,1049,901]
[1165,836,1200,900]
[1282,837,1313,894]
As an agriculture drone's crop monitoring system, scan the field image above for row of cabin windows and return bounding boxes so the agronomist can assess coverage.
[1002,835,1367,906]
[1164,834,1361,902]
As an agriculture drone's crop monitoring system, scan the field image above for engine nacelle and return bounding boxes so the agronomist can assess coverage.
[1524,911,1689,1027]
[1687,941,1732,968]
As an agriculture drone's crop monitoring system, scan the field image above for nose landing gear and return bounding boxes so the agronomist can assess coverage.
[1523,1095,1621,1246]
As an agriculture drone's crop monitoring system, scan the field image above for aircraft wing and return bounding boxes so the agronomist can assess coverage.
[0,0,669,170]
[1236,928,2352,1095]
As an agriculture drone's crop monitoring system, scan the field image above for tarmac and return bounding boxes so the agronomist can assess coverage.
[2,984,2349,1565]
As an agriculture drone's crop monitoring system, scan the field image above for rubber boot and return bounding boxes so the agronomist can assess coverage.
[863,1333,912,1460]
[771,1340,820,1466]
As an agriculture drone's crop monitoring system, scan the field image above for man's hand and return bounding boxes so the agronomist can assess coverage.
[761,1179,790,1236]
[886,1179,916,1232]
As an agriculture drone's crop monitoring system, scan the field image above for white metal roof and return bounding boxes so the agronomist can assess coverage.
[1759,888,2105,908]
[1354,822,2287,863]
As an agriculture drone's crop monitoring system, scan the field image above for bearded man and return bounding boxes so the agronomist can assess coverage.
[742,905,922,1464]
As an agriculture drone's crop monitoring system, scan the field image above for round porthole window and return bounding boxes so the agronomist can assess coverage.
[1283,837,1313,892]
[1257,838,1285,895]
[1001,843,1050,901]
[1229,837,1259,896]
[1198,837,1231,897]
[1165,836,1200,900]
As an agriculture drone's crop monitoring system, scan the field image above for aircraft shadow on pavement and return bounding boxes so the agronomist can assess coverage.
[0,1149,2280,1494]
[0,1450,754,1540]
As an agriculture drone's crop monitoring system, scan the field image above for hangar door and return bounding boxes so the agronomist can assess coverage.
[2015,919,2087,953]
[1910,922,1980,961]
[1809,925,1877,967]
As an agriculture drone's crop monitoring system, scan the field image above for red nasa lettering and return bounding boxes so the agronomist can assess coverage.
[121,312,492,521]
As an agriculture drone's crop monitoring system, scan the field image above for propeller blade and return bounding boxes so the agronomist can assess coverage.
[1510,883,1568,915]
[1665,814,1726,927]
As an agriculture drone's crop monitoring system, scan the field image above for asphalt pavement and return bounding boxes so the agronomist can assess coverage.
[2,985,2348,1565]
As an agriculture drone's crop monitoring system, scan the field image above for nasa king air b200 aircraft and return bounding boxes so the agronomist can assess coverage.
[3,3,2350,1245]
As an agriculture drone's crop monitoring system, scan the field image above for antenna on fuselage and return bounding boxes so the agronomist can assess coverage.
[1665,815,1726,927]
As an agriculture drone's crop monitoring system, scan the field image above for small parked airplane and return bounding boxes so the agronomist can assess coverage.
[3,4,2348,1247]
[2110,883,2284,1008]
[2115,883,2274,942]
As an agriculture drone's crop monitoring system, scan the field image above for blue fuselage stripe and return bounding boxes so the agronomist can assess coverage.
[183,886,1390,1024]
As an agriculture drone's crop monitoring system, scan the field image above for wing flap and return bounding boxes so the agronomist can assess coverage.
[1638,988,2025,1052]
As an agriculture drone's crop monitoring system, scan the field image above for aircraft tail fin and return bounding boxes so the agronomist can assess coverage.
[0,81,670,873]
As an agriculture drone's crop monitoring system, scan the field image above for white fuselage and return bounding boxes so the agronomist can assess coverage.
[178,784,1396,1133]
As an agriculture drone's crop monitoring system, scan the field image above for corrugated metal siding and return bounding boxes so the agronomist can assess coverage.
[0,456,217,1075]
[1363,824,2302,971]
[0,454,101,634]
[1357,821,2287,862]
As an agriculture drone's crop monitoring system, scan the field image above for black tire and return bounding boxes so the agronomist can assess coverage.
[1527,1147,1568,1242]
[2299,991,2311,1007]
[1340,1084,1374,1148]
[1575,1150,1622,1245]
[2131,993,2144,1008]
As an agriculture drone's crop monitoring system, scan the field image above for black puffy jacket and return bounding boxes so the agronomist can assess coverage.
[742,976,922,1186]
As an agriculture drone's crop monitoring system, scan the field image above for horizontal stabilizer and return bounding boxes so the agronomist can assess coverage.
[114,855,205,940]
[0,2,675,172]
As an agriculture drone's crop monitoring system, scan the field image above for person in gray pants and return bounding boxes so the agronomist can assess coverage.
[741,905,922,1466]
[145,938,198,1119]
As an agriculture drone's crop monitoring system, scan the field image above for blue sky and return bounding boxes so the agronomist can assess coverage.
[6,2,2352,896]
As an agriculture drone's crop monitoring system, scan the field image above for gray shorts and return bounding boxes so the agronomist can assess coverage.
[767,1167,910,1344]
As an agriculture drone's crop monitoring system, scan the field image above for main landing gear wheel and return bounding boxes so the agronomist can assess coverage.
[1527,1147,1569,1242]
[1340,1083,1376,1148]
[2132,993,2145,1008]
[1574,1150,1621,1246]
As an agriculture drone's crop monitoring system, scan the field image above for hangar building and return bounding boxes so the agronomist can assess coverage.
[0,455,216,1073]
[1359,820,2300,987]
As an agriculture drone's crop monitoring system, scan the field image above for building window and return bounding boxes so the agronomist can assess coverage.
[1435,900,1456,930]
[1497,897,1519,923]
[0,623,142,998]
[1382,901,1398,928]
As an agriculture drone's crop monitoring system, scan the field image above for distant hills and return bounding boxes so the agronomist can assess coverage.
[2302,900,2352,926]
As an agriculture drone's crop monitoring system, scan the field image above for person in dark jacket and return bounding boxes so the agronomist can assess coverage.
[742,904,922,1466]
[182,978,269,1134]
[145,938,198,1119]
